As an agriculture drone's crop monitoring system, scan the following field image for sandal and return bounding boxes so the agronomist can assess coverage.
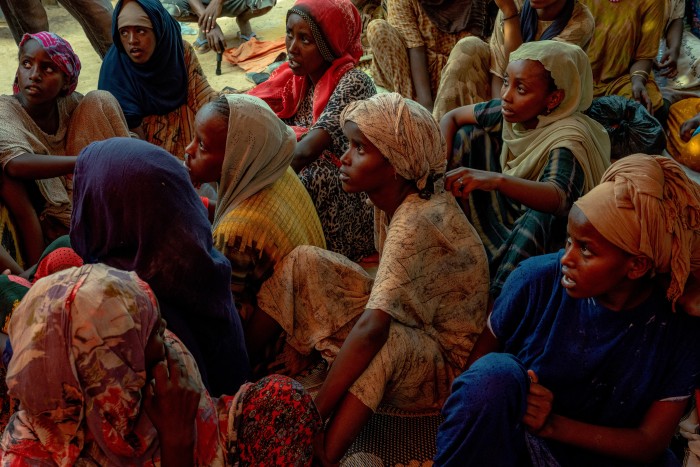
[237,31,257,42]
[193,36,211,54]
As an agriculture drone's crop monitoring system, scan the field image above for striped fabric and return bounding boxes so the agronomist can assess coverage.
[213,168,325,313]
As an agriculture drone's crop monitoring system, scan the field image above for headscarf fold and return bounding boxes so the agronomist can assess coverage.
[520,0,575,43]
[575,155,700,307]
[417,0,489,35]
[340,93,446,193]
[70,137,249,396]
[98,0,187,128]
[247,0,362,131]
[13,32,81,96]
[213,95,296,229]
[501,40,610,193]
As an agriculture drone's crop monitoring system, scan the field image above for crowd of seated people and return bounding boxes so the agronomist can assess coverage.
[3,0,700,465]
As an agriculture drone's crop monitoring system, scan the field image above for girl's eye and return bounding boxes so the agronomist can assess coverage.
[21,60,31,68]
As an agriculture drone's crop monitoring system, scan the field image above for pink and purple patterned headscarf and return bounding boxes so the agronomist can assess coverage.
[13,32,81,95]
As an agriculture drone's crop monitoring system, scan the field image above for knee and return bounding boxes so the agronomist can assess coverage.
[448,353,528,411]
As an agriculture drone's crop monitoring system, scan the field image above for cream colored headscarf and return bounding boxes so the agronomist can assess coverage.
[501,40,610,193]
[340,92,446,193]
[213,94,296,229]
[575,155,700,307]
[117,0,153,29]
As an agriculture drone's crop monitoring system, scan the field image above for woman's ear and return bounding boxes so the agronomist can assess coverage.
[547,89,565,112]
[627,255,653,280]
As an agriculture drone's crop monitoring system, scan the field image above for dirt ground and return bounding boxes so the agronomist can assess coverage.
[0,0,292,94]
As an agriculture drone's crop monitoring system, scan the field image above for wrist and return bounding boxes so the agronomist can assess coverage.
[501,10,520,25]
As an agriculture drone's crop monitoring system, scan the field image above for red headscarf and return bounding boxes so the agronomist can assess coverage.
[248,0,362,132]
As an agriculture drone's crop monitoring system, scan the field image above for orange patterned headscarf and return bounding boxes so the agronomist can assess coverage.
[575,155,700,306]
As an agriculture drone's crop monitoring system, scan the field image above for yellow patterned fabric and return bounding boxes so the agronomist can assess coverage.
[667,98,700,171]
[582,0,664,110]
[141,41,217,159]
[213,168,325,312]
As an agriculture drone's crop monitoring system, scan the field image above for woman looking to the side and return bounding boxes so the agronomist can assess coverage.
[248,0,376,260]
[99,0,217,159]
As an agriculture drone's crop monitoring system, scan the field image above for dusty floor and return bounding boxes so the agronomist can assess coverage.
[0,0,292,94]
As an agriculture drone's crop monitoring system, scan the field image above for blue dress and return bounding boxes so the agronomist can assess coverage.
[436,251,700,467]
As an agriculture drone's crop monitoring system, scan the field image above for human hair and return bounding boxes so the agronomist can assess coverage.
[207,95,231,121]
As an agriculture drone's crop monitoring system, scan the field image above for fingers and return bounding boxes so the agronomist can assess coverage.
[527,369,538,384]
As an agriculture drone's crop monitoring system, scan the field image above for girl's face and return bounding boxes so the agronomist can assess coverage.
[15,39,68,108]
[501,59,563,130]
[339,121,395,195]
[119,25,156,64]
[285,13,330,83]
[560,206,646,310]
[184,105,227,185]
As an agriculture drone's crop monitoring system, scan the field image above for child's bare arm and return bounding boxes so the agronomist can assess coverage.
[5,154,77,180]
[313,308,392,420]
[533,396,687,463]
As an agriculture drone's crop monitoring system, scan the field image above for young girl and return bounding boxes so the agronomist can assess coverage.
[440,40,610,297]
[0,32,129,266]
[248,0,376,260]
[98,0,217,159]
[248,93,489,463]
[184,94,326,322]
[435,155,700,467]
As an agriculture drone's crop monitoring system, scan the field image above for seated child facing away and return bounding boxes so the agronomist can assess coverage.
[0,32,129,266]
[247,93,490,463]
[435,154,700,467]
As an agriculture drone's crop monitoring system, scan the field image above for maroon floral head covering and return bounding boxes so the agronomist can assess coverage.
[229,374,323,465]
[13,32,82,95]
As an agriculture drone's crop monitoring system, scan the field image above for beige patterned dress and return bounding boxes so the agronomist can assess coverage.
[256,192,489,411]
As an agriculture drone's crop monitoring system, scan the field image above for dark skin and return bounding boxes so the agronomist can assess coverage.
[314,122,417,464]
[490,0,568,98]
[4,39,77,265]
[285,13,333,173]
[441,60,565,215]
[409,46,434,111]
[465,207,687,464]
[143,326,200,467]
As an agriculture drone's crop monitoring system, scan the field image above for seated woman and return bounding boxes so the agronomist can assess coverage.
[434,155,700,467]
[69,137,249,396]
[662,0,700,172]
[0,263,322,465]
[433,0,594,120]
[441,41,610,298]
[581,0,666,116]
[184,94,326,320]
[656,0,700,104]
[161,0,275,54]
[248,0,376,261]
[247,93,490,463]
[365,0,490,111]
[99,0,218,159]
[0,32,129,267]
